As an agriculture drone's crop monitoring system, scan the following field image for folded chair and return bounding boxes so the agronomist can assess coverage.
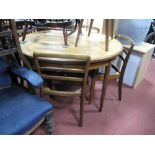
[33,53,90,126]
[89,34,134,108]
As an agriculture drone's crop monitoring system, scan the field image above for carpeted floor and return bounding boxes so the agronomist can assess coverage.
[32,58,155,135]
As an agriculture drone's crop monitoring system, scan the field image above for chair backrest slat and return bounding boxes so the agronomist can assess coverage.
[42,74,84,82]
[33,52,90,97]
[118,54,125,62]
[0,30,13,37]
[40,66,84,74]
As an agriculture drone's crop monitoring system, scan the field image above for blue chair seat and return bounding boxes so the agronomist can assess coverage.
[0,85,52,135]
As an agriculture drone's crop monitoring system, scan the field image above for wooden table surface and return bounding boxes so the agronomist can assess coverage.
[20,30,123,114]
[20,30,123,69]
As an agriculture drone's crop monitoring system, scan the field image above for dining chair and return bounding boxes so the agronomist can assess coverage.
[33,19,80,46]
[89,34,134,107]
[75,19,115,52]
[75,19,98,47]
[33,53,90,127]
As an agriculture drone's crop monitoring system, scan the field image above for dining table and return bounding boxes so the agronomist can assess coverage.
[20,30,123,110]
[20,30,123,68]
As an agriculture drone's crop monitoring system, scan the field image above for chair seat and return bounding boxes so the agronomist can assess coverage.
[0,85,52,135]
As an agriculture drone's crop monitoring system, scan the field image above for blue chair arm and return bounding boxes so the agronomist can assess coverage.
[9,64,43,88]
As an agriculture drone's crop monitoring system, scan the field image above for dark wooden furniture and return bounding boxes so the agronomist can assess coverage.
[33,53,90,127]
[0,19,53,134]
[0,19,31,68]
[16,19,80,46]
[15,19,36,42]
[37,19,80,46]
[89,34,134,108]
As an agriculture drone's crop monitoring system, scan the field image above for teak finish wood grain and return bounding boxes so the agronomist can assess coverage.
[20,30,123,69]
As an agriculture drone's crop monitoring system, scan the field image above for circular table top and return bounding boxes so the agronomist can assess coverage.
[20,30,123,63]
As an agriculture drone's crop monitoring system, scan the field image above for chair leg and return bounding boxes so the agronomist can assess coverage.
[45,111,54,135]
[75,19,84,47]
[79,95,85,127]
[89,76,96,104]
[99,63,111,112]
[118,79,123,101]
[63,26,68,46]
[22,24,28,41]
[88,19,94,37]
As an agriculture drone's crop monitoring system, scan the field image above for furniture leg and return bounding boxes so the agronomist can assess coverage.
[63,26,68,46]
[79,94,85,127]
[22,24,28,41]
[75,19,84,47]
[111,19,115,39]
[45,111,54,134]
[105,19,110,51]
[118,78,123,101]
[88,19,94,37]
[89,76,96,104]
[99,62,111,112]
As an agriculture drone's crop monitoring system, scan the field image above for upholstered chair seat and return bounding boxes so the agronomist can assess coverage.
[0,58,53,135]
[0,85,52,134]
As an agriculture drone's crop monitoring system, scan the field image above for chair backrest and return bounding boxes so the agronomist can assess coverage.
[0,58,13,90]
[0,19,32,69]
[33,53,90,97]
[111,34,134,81]
[0,19,33,89]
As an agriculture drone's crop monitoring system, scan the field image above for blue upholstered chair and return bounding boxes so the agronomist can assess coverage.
[0,57,53,135]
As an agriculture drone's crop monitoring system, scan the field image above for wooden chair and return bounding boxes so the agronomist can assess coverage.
[0,19,53,135]
[15,19,37,42]
[75,19,115,51]
[75,19,95,47]
[89,34,134,107]
[33,19,80,46]
[33,53,90,126]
